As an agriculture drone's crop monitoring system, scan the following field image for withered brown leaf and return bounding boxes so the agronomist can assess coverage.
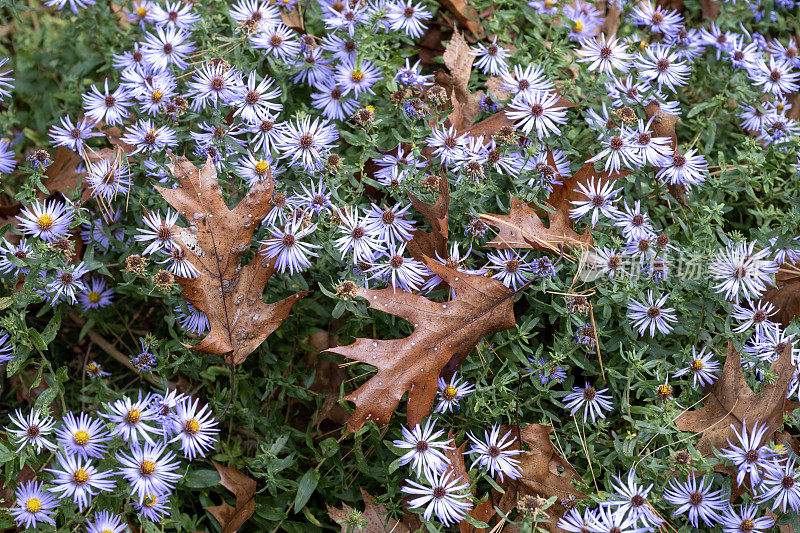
[442,29,482,130]
[763,263,800,327]
[326,259,516,432]
[406,172,450,263]
[675,342,794,458]
[205,461,257,533]
[498,425,586,532]
[327,488,410,533]
[434,0,480,37]
[480,194,592,253]
[157,154,307,365]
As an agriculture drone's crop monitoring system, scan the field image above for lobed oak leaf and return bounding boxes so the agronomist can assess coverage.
[326,259,516,432]
[156,154,307,365]
[762,262,800,327]
[479,194,592,253]
[327,488,410,533]
[206,461,257,533]
[497,425,586,532]
[675,342,794,458]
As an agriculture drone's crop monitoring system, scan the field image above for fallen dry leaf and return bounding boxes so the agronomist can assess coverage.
[441,29,482,130]
[762,262,800,327]
[206,461,257,533]
[441,438,496,533]
[486,76,511,101]
[434,0,480,36]
[643,101,688,205]
[406,172,450,264]
[498,425,586,532]
[675,342,794,458]
[157,154,307,365]
[328,488,411,533]
[326,259,516,432]
[480,194,593,253]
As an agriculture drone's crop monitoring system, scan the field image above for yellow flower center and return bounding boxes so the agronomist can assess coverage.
[365,105,375,112]
[741,519,754,530]
[25,497,41,513]
[37,214,54,230]
[73,429,91,446]
[87,362,98,372]
[639,40,647,50]
[254,160,269,176]
[689,359,703,372]
[777,103,785,113]
[102,530,114,533]
[144,494,158,507]
[657,384,673,398]
[350,71,364,83]
[151,90,163,103]
[135,6,147,17]
[574,20,583,31]
[126,408,141,424]
[184,418,200,435]
[88,291,101,303]
[443,385,458,401]
[139,460,156,477]
[72,468,90,484]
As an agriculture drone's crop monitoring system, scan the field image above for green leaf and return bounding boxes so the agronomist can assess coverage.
[293,469,321,512]
[33,386,58,415]
[0,442,14,464]
[184,469,222,488]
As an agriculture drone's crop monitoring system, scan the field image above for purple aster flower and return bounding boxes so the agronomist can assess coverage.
[663,475,727,527]
[564,382,613,422]
[393,418,452,479]
[569,177,621,227]
[402,470,472,526]
[466,425,523,482]
[261,214,320,275]
[673,346,720,387]
[627,291,677,337]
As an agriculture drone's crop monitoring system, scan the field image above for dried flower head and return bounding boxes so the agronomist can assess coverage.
[125,255,148,275]
[517,495,547,514]
[152,269,174,291]
[49,237,75,260]
[336,280,358,300]
[674,449,692,465]
[426,84,447,104]
[325,153,342,173]
[567,294,591,314]
[390,90,405,105]
[494,124,517,144]
[353,107,375,127]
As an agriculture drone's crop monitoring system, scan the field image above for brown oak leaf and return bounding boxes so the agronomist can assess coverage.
[157,154,307,365]
[326,259,516,432]
[498,425,586,532]
[675,342,794,458]
[327,488,411,533]
[406,172,450,263]
[205,461,257,533]
[441,29,482,130]
[480,194,592,253]
[763,262,800,327]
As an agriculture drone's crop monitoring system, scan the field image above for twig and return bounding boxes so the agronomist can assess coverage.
[69,313,163,387]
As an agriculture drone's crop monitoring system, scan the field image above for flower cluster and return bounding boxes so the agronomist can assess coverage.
[4,391,218,529]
